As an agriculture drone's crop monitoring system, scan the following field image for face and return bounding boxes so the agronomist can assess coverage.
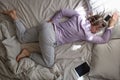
[90,25,103,34]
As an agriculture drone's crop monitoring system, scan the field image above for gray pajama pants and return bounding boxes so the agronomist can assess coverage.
[14,20,56,68]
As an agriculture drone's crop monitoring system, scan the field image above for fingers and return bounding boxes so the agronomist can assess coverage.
[112,12,119,20]
[112,12,119,21]
[108,12,119,27]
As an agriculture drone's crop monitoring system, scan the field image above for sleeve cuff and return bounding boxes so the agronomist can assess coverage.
[13,19,20,23]
[107,26,114,29]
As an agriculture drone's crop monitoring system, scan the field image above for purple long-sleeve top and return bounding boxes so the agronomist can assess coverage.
[51,9,112,45]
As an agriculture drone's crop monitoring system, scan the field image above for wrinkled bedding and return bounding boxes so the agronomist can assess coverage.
[0,0,91,80]
[0,20,92,80]
[0,0,120,80]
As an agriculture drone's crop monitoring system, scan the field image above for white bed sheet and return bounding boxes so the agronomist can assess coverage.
[0,0,91,80]
[1,0,120,80]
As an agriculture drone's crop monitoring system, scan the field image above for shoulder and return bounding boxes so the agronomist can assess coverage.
[80,18,92,35]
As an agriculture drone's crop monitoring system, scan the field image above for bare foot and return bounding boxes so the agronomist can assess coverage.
[2,10,18,20]
[16,49,30,62]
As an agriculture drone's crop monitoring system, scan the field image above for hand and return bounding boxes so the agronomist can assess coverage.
[108,12,119,28]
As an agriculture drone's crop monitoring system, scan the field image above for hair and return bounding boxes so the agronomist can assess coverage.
[87,12,107,28]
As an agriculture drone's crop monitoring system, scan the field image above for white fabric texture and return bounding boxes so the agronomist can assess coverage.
[2,36,21,74]
[89,0,120,14]
[89,40,120,80]
[0,0,120,80]
[0,0,91,80]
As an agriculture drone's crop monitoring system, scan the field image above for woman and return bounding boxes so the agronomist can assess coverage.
[3,9,118,68]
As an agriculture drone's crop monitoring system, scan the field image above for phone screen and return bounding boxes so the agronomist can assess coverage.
[104,15,111,21]
[75,62,90,77]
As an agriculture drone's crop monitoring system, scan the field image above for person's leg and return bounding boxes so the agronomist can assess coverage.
[14,20,39,43]
[16,48,30,62]
[2,10,39,43]
[3,10,56,67]
[2,10,39,62]
[30,22,56,68]
[16,22,56,68]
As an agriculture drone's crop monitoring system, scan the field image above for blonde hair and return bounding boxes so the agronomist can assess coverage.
[87,12,106,27]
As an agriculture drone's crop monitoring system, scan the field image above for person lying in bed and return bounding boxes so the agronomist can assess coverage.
[2,9,118,68]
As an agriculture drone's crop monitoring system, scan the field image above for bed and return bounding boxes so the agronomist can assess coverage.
[0,0,120,80]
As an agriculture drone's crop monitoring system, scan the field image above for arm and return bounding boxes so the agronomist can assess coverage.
[86,28,112,44]
[51,9,79,23]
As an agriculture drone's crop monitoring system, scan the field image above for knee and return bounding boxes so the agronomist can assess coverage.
[45,60,54,68]
[17,36,28,44]
[46,63,54,68]
[38,21,50,30]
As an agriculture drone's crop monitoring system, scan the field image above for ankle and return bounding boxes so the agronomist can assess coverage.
[12,16,18,20]
[23,49,31,57]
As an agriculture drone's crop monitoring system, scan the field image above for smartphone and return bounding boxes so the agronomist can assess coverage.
[71,62,90,80]
[104,15,111,22]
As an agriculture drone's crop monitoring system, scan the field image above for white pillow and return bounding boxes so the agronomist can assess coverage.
[89,39,120,80]
[89,0,120,14]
